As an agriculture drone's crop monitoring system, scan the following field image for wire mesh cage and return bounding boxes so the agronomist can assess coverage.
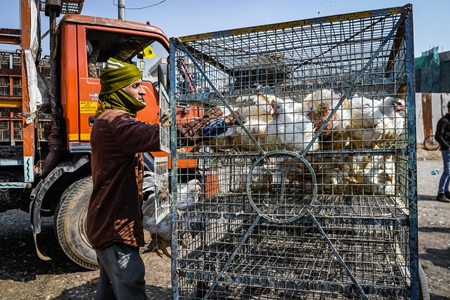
[167,4,417,299]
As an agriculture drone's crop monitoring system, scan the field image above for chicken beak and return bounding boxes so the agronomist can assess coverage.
[269,101,278,118]
[269,107,277,118]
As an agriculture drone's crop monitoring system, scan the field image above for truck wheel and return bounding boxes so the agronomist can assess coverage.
[54,176,98,270]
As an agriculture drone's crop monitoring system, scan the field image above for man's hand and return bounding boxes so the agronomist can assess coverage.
[224,109,241,126]
[160,109,172,127]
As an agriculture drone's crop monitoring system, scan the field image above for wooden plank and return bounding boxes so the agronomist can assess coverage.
[415,94,424,143]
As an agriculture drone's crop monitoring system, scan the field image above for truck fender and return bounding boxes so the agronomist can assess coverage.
[29,155,90,235]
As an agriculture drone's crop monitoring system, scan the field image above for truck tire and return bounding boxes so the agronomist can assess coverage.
[54,176,98,270]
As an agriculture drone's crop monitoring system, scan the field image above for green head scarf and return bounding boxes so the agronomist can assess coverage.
[96,58,145,117]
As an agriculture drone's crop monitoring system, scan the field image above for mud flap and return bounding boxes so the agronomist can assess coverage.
[33,233,52,261]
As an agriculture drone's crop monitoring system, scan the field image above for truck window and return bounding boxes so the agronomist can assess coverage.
[85,30,169,81]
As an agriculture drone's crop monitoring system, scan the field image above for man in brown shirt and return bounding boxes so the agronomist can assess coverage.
[87,58,160,300]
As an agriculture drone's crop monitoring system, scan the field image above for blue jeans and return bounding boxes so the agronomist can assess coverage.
[94,242,147,300]
[438,150,450,194]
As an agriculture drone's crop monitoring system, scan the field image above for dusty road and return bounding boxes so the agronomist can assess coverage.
[0,212,172,300]
[0,146,449,299]
[416,149,450,300]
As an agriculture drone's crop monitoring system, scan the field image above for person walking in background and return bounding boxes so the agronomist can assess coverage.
[87,57,161,299]
[434,100,450,203]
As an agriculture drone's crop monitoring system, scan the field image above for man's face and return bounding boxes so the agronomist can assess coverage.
[123,79,146,104]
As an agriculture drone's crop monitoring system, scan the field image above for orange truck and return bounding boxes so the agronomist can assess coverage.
[0,0,203,269]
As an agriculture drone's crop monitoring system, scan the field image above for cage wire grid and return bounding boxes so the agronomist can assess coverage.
[167,4,416,299]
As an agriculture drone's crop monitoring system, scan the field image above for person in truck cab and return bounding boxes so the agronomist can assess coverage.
[86,57,160,300]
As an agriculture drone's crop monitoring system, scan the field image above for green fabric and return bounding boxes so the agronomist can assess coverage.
[96,89,146,118]
[96,58,145,117]
[99,58,143,94]
[414,46,441,93]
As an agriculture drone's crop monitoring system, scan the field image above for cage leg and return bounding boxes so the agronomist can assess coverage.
[307,210,368,300]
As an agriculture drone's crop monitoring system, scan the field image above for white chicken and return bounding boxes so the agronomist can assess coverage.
[233,118,272,151]
[349,95,405,128]
[267,96,319,152]
[302,89,352,150]
[349,95,406,149]
[211,93,273,151]
[231,93,274,151]
[233,93,273,123]
[142,178,201,258]
[363,155,395,195]
[326,155,368,195]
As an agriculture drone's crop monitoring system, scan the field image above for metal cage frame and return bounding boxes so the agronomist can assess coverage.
[167,4,417,299]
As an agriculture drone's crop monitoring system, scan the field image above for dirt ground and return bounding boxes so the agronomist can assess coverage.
[0,145,448,300]
[416,146,450,300]
[0,213,172,299]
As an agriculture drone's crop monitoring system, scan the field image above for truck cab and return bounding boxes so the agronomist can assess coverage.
[0,0,202,270]
[60,14,168,148]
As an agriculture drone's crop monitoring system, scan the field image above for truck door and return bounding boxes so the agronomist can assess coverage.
[60,21,170,152]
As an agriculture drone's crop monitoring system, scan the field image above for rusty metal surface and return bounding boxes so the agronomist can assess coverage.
[60,14,168,41]
[0,29,22,45]
[421,93,433,138]
[0,35,20,45]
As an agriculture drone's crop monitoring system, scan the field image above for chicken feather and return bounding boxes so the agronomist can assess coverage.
[142,178,201,258]
[302,89,351,150]
[349,95,406,148]
[267,97,319,151]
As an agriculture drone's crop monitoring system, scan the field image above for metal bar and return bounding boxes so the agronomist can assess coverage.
[9,111,14,144]
[0,160,23,166]
[20,0,35,183]
[179,6,406,43]
[0,35,21,45]
[171,5,415,298]
[307,210,368,299]
[169,38,180,300]
[0,29,21,35]
[404,3,419,299]
[203,214,262,299]
[0,182,30,188]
